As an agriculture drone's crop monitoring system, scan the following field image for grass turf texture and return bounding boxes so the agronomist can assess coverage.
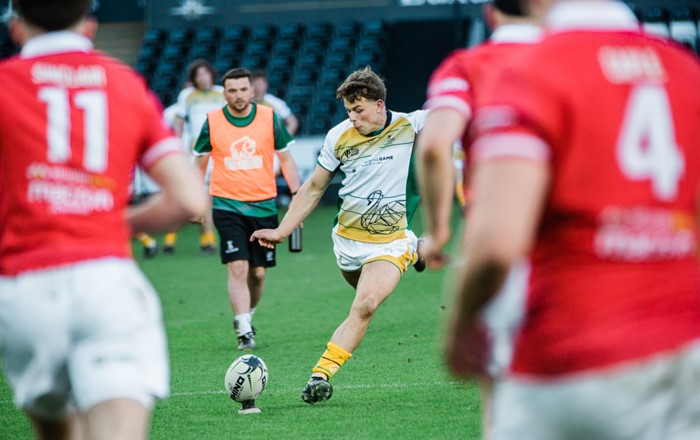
[0,206,482,439]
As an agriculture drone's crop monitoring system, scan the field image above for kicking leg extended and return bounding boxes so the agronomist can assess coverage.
[302,260,402,404]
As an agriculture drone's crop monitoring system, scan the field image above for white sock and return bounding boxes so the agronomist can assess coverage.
[250,307,256,318]
[234,313,252,336]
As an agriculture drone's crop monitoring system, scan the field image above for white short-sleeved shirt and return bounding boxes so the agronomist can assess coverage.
[258,93,292,120]
[318,110,428,244]
[175,85,225,150]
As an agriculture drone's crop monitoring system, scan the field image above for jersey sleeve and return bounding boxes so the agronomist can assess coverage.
[139,89,184,170]
[408,109,430,132]
[470,61,560,166]
[193,119,212,155]
[174,87,192,119]
[273,112,294,151]
[317,127,342,173]
[266,94,292,119]
[424,50,474,120]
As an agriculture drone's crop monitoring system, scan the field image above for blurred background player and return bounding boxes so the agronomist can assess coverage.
[193,67,300,351]
[417,0,541,433]
[165,59,224,255]
[132,80,194,259]
[0,0,209,439]
[252,66,426,405]
[252,70,299,135]
[442,0,700,438]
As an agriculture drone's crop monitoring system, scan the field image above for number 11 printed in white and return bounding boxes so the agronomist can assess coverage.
[39,87,108,173]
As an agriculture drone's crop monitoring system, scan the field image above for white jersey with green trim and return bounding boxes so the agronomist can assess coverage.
[175,85,225,150]
[318,109,427,243]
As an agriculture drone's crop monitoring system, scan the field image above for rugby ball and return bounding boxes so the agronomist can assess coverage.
[224,354,268,402]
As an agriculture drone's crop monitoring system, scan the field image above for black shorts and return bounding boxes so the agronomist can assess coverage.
[212,209,279,267]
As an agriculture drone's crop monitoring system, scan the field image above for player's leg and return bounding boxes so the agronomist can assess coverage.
[244,213,278,336]
[134,233,158,259]
[302,261,402,404]
[69,260,168,440]
[28,412,81,440]
[340,269,360,288]
[199,206,217,255]
[247,265,266,335]
[227,260,255,350]
[81,399,149,440]
[0,269,80,440]
[163,231,177,254]
[213,209,256,350]
[331,261,401,353]
[199,162,216,255]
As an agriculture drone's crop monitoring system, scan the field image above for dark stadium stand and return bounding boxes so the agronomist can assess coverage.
[126,7,698,135]
[0,4,697,135]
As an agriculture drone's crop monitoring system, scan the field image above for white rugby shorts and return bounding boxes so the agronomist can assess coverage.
[489,340,700,440]
[0,258,169,419]
[331,228,418,273]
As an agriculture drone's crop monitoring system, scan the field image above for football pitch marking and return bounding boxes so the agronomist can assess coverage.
[170,380,462,398]
[1,381,463,405]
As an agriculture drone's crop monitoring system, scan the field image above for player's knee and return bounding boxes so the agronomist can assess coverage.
[227,261,248,279]
[351,296,381,320]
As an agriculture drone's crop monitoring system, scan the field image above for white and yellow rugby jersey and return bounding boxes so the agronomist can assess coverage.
[175,85,225,150]
[318,110,428,243]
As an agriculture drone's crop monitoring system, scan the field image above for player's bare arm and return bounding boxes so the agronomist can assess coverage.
[277,149,301,195]
[251,165,333,248]
[128,152,209,233]
[173,114,186,137]
[195,153,210,178]
[446,158,548,378]
[417,108,467,269]
[284,114,300,135]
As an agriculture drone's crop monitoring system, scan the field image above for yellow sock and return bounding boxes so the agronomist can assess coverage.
[312,341,352,380]
[164,232,177,247]
[200,231,216,247]
[455,181,466,208]
[136,233,156,248]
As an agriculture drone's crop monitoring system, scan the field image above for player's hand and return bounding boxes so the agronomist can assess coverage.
[445,319,488,380]
[250,229,284,249]
[421,234,450,269]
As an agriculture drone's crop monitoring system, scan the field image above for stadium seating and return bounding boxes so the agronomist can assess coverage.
[128,10,697,135]
[669,7,698,52]
[133,20,388,135]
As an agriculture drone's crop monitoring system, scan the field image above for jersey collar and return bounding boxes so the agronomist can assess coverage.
[21,31,93,59]
[490,24,543,44]
[545,1,639,33]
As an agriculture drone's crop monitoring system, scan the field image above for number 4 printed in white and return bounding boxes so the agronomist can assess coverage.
[39,87,108,173]
[616,84,684,201]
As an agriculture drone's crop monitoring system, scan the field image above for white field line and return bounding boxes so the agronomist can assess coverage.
[1,380,464,404]
[170,380,462,397]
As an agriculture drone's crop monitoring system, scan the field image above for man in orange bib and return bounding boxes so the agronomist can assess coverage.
[194,68,300,350]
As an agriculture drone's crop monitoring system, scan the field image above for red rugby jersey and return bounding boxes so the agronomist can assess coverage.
[425,24,541,203]
[425,23,542,133]
[0,33,181,275]
[471,2,700,376]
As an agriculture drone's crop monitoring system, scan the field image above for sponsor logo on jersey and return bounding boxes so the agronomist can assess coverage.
[341,146,360,161]
[224,136,263,170]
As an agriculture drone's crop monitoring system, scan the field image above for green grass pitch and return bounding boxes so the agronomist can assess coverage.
[0,206,482,439]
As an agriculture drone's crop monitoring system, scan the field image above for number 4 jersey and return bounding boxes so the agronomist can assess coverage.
[0,32,182,275]
[471,2,700,377]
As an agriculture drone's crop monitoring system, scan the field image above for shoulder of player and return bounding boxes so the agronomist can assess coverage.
[177,86,196,100]
[391,109,429,131]
[324,118,354,144]
[262,93,284,105]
